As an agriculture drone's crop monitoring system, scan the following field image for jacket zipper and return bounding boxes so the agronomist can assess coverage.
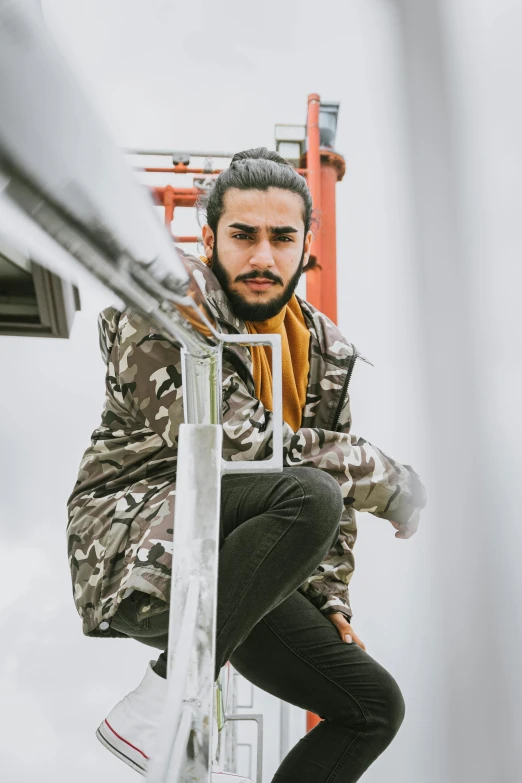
[330,353,358,432]
[330,349,374,431]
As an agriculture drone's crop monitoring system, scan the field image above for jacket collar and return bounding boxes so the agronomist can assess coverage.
[182,252,248,335]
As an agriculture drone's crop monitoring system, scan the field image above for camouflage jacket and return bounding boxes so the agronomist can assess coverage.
[67,255,426,637]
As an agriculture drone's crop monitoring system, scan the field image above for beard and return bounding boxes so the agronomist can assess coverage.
[209,241,305,322]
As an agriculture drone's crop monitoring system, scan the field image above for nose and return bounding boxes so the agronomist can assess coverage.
[249,238,275,272]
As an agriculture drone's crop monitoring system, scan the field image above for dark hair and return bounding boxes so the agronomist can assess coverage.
[198,147,315,234]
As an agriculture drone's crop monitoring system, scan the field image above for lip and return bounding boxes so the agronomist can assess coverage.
[242,279,276,292]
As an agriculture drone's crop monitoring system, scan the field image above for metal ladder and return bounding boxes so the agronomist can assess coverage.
[0,2,282,779]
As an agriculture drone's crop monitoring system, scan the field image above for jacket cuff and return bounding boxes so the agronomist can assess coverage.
[320,598,352,621]
[322,606,352,622]
[379,466,427,525]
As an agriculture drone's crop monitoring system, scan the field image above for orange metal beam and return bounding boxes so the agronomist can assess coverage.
[152,186,200,207]
[318,151,346,324]
[306,711,322,732]
[142,166,309,176]
[305,93,322,310]
[144,166,224,175]
[319,161,338,323]
[163,184,175,227]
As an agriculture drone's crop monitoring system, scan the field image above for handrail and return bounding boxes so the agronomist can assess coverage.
[149,573,201,778]
[0,3,211,352]
[0,4,282,782]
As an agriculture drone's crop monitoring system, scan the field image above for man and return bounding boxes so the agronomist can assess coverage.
[67,148,426,782]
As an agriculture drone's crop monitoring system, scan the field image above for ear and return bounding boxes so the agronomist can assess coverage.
[201,224,215,260]
[302,229,314,266]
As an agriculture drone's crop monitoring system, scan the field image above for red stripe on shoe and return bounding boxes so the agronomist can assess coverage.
[104,719,149,759]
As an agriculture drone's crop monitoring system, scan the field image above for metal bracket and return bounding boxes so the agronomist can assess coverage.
[224,713,264,783]
[221,333,283,475]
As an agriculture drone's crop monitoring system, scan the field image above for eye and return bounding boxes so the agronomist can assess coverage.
[232,233,252,241]
[275,236,293,242]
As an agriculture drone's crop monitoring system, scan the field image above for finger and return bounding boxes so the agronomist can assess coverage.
[327,616,366,651]
[350,628,366,650]
[333,620,351,641]
[329,617,352,642]
[341,622,352,644]
[395,524,417,538]
[330,615,351,630]
[396,528,415,539]
[340,624,366,651]
[327,615,351,642]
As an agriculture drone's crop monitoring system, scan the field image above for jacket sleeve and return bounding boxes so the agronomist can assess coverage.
[113,313,184,447]
[298,507,357,621]
[222,357,427,525]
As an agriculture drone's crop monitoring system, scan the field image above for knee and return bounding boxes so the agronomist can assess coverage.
[336,669,405,745]
[290,468,343,545]
[374,671,406,743]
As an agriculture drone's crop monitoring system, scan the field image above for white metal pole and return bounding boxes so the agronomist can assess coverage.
[147,424,223,783]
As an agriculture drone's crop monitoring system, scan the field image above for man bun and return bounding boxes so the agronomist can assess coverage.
[199,146,313,235]
[230,147,290,167]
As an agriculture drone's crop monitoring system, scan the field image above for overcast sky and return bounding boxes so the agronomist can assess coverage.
[1,1,521,781]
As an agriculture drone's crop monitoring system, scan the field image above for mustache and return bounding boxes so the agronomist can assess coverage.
[235,270,283,285]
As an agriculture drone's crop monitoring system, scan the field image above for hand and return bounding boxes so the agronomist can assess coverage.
[326,613,366,651]
[390,508,420,539]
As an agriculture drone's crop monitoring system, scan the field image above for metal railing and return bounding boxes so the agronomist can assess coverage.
[0,2,282,780]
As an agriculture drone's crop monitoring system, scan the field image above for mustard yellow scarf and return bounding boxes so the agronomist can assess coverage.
[246,295,310,432]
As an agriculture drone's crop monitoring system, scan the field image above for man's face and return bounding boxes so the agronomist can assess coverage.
[202,187,313,321]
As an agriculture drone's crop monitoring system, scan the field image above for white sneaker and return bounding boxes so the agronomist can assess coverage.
[96,661,253,782]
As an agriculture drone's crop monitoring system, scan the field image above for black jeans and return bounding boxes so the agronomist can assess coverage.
[111,467,405,782]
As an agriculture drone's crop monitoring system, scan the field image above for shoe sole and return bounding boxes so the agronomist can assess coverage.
[96,719,253,782]
[96,719,147,776]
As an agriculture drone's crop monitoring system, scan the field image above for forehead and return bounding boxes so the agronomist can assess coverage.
[220,187,305,230]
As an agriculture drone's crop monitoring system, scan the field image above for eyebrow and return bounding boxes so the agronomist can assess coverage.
[228,222,299,235]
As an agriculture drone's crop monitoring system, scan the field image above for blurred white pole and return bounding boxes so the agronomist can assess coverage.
[396,1,522,780]
[279,701,290,762]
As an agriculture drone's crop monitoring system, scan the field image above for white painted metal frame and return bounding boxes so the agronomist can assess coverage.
[224,714,264,783]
